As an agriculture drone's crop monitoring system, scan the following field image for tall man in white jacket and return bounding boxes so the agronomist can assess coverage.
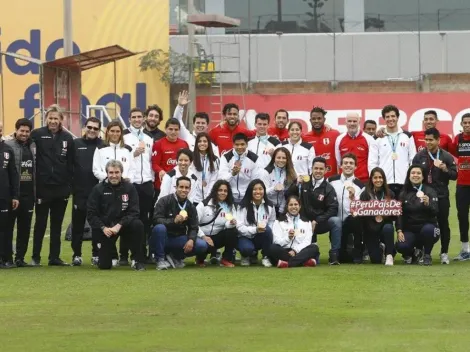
[123,108,155,261]
[248,113,281,168]
[368,104,417,199]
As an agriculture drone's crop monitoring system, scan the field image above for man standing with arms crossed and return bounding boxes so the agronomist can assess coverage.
[30,105,74,266]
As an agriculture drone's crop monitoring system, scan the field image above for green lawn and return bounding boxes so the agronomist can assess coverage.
[0,182,467,352]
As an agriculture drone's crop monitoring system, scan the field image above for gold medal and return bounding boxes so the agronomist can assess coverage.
[179,210,188,218]
[391,152,398,160]
[202,180,207,187]
[225,213,233,221]
[433,159,441,167]
[302,175,310,182]
[234,160,241,168]
[258,221,266,229]
[375,215,383,223]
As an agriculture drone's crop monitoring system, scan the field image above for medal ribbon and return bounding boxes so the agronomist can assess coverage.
[274,165,285,184]
[202,155,207,181]
[259,135,269,145]
[177,200,188,211]
[256,204,265,222]
[387,133,400,154]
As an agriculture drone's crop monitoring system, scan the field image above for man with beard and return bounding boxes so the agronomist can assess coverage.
[302,106,340,179]
[144,104,166,141]
[267,109,290,141]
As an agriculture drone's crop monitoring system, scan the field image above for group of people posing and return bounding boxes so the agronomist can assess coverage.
[0,92,468,271]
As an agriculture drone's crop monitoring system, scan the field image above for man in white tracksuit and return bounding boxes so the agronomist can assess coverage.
[248,113,281,168]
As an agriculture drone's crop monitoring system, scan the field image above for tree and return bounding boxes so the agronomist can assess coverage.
[303,0,329,33]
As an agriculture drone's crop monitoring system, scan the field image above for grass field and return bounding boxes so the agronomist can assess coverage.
[1,182,468,352]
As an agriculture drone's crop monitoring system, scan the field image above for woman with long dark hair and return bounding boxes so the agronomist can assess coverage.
[236,179,275,267]
[261,147,298,216]
[268,195,319,268]
[191,132,219,202]
[195,180,237,267]
[360,167,395,266]
[395,165,439,266]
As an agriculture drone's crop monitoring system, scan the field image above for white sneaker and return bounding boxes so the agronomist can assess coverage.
[240,256,250,266]
[156,258,171,270]
[112,259,119,267]
[91,256,99,266]
[440,253,450,265]
[131,260,136,269]
[261,257,272,267]
[384,254,394,266]
[72,256,82,266]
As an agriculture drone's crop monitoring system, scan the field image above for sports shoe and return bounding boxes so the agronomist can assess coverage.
[440,253,450,265]
[15,259,31,268]
[277,260,289,268]
[304,258,317,267]
[249,255,259,265]
[112,259,119,267]
[91,256,99,266]
[220,259,235,267]
[423,254,432,266]
[156,258,170,270]
[261,257,272,267]
[0,261,15,269]
[453,250,470,261]
[209,256,219,265]
[30,258,41,267]
[329,251,340,265]
[240,256,250,266]
[133,262,146,271]
[196,259,206,268]
[72,256,83,266]
[413,249,424,265]
[166,254,185,269]
[48,258,69,266]
[403,256,412,264]
[384,254,394,266]
[131,260,136,269]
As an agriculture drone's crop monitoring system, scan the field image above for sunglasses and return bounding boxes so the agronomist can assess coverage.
[86,126,100,131]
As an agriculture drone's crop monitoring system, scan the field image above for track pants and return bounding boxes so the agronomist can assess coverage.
[5,196,34,262]
[267,243,319,267]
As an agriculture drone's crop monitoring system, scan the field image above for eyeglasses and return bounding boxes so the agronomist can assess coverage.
[86,126,100,131]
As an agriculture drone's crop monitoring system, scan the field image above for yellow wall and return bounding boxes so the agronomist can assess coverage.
[0,0,169,133]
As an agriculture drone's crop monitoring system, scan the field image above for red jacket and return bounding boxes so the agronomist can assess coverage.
[412,131,452,153]
[335,132,374,183]
[209,124,256,156]
[151,137,189,189]
[302,127,340,178]
[267,126,289,142]
[449,133,470,186]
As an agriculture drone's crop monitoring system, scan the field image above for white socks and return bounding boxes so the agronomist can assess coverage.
[462,242,470,253]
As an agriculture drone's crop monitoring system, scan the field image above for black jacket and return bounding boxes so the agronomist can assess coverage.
[396,184,439,232]
[30,126,74,198]
[87,180,140,229]
[360,189,395,234]
[144,128,166,142]
[412,148,457,198]
[0,141,19,200]
[287,179,338,224]
[153,193,198,242]
[72,137,103,208]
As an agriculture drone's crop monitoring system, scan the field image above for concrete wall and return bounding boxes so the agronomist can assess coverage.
[170,31,470,83]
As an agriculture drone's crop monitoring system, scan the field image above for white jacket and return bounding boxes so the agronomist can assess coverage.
[248,135,281,168]
[328,174,364,220]
[260,165,292,213]
[123,127,154,184]
[272,215,313,253]
[219,149,263,202]
[368,129,417,185]
[157,167,202,203]
[173,105,219,156]
[277,139,315,177]
[92,143,133,181]
[196,199,237,237]
[236,201,276,239]
[190,155,219,201]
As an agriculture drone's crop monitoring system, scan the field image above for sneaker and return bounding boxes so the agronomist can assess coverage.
[261,257,272,267]
[440,253,450,265]
[131,260,136,269]
[453,250,470,261]
[133,262,146,271]
[304,258,317,267]
[156,258,170,270]
[249,255,259,265]
[0,261,15,269]
[403,256,412,264]
[423,254,432,266]
[15,259,31,268]
[240,256,250,266]
[277,260,289,268]
[166,254,185,269]
[91,256,99,266]
[209,256,219,265]
[30,258,41,267]
[196,259,206,268]
[220,259,235,267]
[362,254,370,262]
[72,256,83,266]
[385,254,394,266]
[48,258,69,266]
[353,258,363,264]
[112,259,119,267]
[119,258,129,266]
[413,249,424,265]
[329,251,340,265]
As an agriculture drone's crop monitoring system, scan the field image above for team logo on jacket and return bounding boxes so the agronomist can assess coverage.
[323,138,330,145]
[318,194,324,201]
[3,152,9,160]
[63,141,67,148]
[400,142,406,147]
[122,157,127,162]
[122,194,129,202]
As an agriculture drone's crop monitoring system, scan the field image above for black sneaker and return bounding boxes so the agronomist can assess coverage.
[0,261,15,269]
[15,259,31,267]
[412,249,424,265]
[423,254,432,266]
[48,258,70,266]
[329,251,340,265]
[133,262,146,271]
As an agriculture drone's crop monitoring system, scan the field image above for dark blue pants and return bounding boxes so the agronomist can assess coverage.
[237,226,273,258]
[395,223,440,256]
[364,223,395,264]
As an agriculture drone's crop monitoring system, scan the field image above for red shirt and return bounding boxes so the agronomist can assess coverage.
[450,133,470,186]
[152,137,189,189]
[209,124,256,156]
[267,126,289,142]
[336,132,374,184]
[302,127,340,178]
[412,131,452,152]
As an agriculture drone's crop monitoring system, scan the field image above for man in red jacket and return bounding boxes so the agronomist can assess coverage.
[302,106,340,178]
[267,109,289,141]
[412,110,452,152]
[209,103,256,156]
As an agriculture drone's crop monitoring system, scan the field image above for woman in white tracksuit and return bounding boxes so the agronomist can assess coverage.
[92,120,133,182]
[268,195,319,268]
[190,132,219,202]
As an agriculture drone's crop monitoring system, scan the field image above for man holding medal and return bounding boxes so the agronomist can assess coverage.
[248,113,281,168]
[151,176,208,270]
[412,128,456,264]
[368,105,417,199]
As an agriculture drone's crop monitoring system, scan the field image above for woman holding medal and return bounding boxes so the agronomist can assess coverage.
[191,132,219,202]
[195,180,238,267]
[261,147,298,216]
[236,179,276,267]
[268,195,319,268]
[360,167,396,266]
[395,165,440,266]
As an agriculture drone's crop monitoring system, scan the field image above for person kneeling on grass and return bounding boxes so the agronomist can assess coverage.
[268,195,319,268]
[395,165,440,266]
[195,180,238,267]
[236,179,276,267]
[151,176,208,270]
[86,160,146,271]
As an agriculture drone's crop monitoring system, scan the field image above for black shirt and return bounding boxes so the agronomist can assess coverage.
[20,145,34,197]
[144,128,166,142]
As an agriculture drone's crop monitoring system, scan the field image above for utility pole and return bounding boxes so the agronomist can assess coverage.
[63,0,73,56]
[187,0,197,127]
